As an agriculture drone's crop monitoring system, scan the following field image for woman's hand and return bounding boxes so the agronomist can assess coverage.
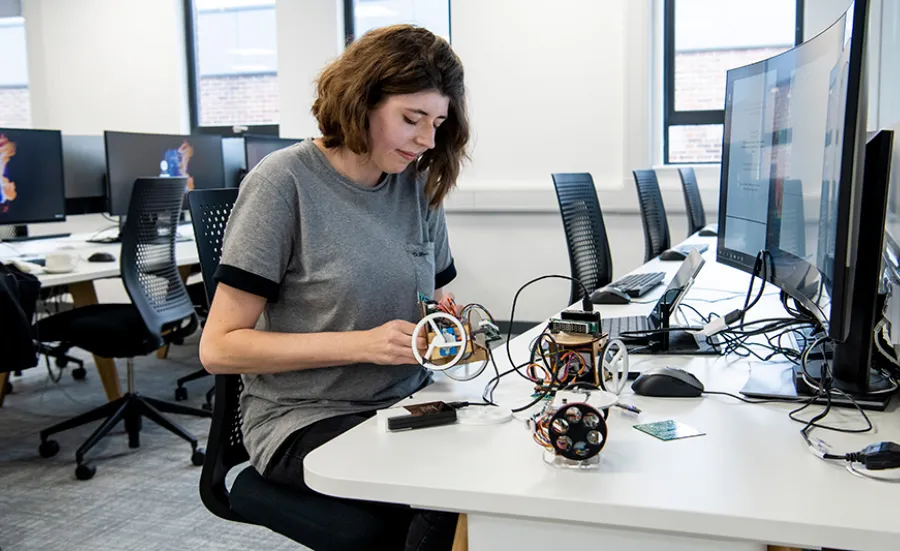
[363,320,428,366]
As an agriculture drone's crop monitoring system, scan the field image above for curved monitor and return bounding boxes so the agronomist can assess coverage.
[716,0,869,342]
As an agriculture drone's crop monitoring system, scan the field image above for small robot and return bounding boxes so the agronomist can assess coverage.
[411,295,502,381]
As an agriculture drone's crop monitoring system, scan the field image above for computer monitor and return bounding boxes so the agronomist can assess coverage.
[222,137,246,188]
[62,135,107,215]
[104,131,225,216]
[718,0,867,336]
[719,1,895,404]
[244,135,300,172]
[0,128,66,226]
[882,121,900,274]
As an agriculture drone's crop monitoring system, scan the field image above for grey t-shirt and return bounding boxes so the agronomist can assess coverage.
[215,139,456,473]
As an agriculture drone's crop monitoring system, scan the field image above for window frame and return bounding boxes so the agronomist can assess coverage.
[662,0,805,164]
[342,0,452,43]
[183,0,279,137]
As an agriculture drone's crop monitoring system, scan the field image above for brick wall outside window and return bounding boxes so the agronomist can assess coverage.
[671,46,790,163]
[198,73,279,127]
[0,86,31,129]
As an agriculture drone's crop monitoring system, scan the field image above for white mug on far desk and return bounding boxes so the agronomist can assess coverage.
[44,251,77,274]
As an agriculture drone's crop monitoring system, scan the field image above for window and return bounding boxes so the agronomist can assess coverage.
[185,0,279,134]
[0,14,31,128]
[345,0,451,44]
[664,0,801,164]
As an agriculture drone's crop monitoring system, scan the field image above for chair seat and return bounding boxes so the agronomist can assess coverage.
[33,304,164,358]
[230,467,412,551]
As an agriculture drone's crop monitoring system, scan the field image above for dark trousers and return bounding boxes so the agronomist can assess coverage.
[264,411,459,551]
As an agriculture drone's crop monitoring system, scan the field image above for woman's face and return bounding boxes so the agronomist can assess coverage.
[367,90,450,174]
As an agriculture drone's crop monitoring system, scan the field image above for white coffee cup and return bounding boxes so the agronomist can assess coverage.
[45,251,77,273]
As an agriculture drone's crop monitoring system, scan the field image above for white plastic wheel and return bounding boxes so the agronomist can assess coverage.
[443,355,488,381]
[600,338,630,395]
[412,312,468,371]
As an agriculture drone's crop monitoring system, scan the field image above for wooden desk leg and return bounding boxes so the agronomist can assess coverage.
[0,371,9,408]
[68,281,122,401]
[451,514,468,551]
[156,265,195,360]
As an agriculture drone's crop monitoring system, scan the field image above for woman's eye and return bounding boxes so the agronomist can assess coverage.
[403,116,417,125]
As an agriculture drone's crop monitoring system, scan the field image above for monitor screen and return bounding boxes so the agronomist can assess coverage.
[244,135,300,171]
[884,120,900,270]
[717,2,866,339]
[0,128,66,225]
[104,131,225,215]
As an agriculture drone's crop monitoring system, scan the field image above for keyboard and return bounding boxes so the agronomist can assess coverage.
[601,315,652,339]
[609,272,665,297]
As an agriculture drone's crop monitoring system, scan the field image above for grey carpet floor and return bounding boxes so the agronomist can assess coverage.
[0,333,305,551]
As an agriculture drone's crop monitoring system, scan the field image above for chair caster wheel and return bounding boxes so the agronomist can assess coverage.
[75,463,96,480]
[72,367,87,380]
[39,440,60,458]
[191,448,205,466]
[201,402,212,412]
[175,387,188,401]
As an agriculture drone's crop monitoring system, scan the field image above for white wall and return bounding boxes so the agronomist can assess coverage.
[22,0,190,135]
[275,0,345,139]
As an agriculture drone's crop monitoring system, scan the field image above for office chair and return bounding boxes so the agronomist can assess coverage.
[35,178,210,480]
[0,262,41,406]
[632,170,672,262]
[189,189,416,551]
[551,173,614,304]
[173,189,240,408]
[678,167,707,236]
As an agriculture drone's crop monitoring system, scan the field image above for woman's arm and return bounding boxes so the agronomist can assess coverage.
[199,283,425,375]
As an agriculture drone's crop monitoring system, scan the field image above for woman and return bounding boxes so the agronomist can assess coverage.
[200,24,468,551]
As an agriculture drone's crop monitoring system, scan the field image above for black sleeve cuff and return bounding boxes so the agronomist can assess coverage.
[214,264,281,302]
[435,260,457,289]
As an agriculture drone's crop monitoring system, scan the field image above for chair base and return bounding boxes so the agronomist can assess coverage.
[39,391,211,480]
[175,368,214,411]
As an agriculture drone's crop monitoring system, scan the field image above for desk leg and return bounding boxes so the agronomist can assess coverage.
[451,514,468,551]
[156,265,194,360]
[0,371,9,407]
[68,281,122,401]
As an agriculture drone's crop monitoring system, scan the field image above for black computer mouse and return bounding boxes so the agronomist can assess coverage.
[698,228,718,237]
[590,286,631,305]
[88,252,116,263]
[631,366,704,397]
[658,249,688,262]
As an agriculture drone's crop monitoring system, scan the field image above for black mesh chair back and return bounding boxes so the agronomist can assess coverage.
[632,170,671,262]
[551,173,613,304]
[120,177,197,338]
[187,188,250,522]
[188,188,240,305]
[678,167,707,236]
[200,373,250,522]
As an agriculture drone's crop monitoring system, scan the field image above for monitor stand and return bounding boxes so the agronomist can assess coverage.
[740,361,894,411]
[628,301,721,356]
[1,225,71,243]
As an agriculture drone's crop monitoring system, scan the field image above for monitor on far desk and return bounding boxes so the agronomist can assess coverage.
[0,128,70,243]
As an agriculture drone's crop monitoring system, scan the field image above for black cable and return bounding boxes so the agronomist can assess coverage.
[702,390,806,404]
[503,275,589,382]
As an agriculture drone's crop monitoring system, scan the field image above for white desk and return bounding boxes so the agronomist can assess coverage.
[305,237,900,551]
[1,229,200,403]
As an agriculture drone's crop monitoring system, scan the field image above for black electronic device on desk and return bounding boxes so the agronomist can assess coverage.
[659,243,709,262]
[698,225,718,237]
[610,272,665,297]
[0,128,68,242]
[632,367,705,398]
[601,248,717,355]
[713,1,897,410]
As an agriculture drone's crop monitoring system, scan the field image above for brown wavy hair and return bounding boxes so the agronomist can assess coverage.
[312,25,469,208]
